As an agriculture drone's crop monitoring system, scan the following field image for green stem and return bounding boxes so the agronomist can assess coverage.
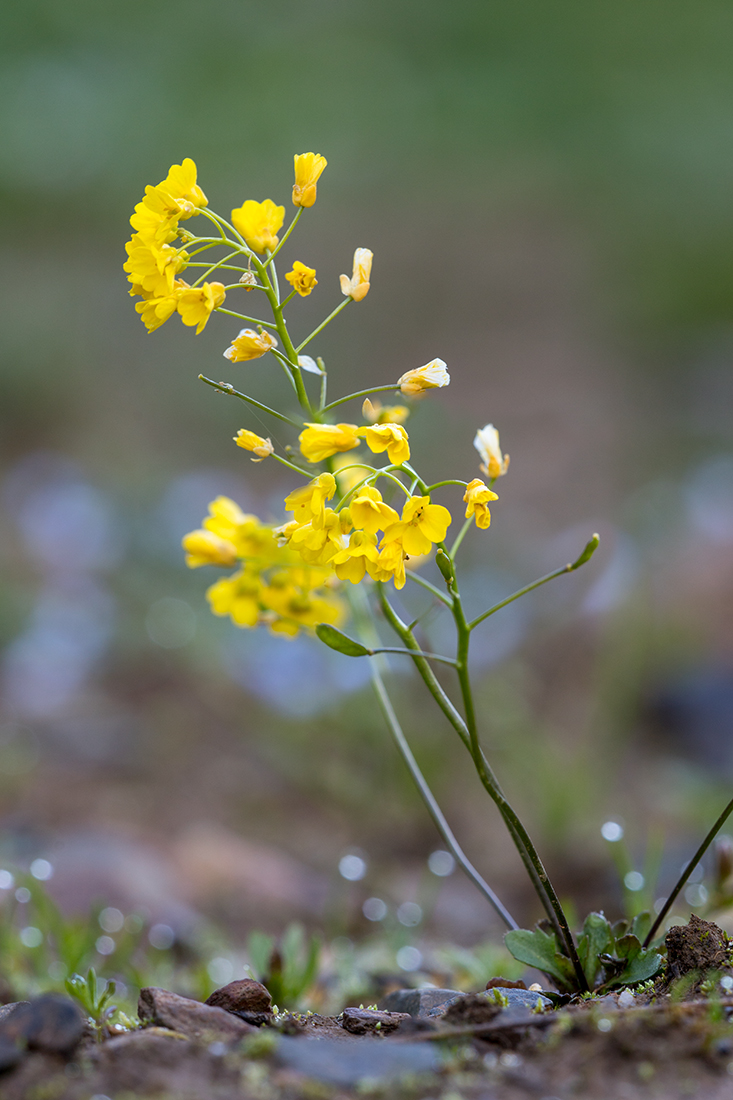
[264,207,303,264]
[191,249,244,287]
[404,570,453,608]
[215,307,279,330]
[198,375,301,427]
[323,384,400,414]
[295,299,351,354]
[427,480,469,493]
[319,362,328,412]
[257,255,312,415]
[350,587,518,930]
[643,795,733,948]
[377,584,561,936]
[448,565,588,991]
[271,453,312,478]
[449,516,473,560]
[369,647,458,667]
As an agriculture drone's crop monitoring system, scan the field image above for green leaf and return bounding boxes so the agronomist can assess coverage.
[608,948,663,988]
[247,931,275,982]
[504,927,577,992]
[577,912,614,987]
[315,624,370,657]
[631,911,652,944]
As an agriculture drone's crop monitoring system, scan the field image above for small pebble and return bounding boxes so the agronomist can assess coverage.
[617,988,635,1008]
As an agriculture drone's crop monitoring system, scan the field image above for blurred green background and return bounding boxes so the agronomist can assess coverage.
[1,0,732,978]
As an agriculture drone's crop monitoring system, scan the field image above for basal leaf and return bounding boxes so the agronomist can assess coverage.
[577,912,614,988]
[504,927,577,992]
[608,948,663,988]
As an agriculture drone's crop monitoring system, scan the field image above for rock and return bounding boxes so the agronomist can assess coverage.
[0,1035,23,1073]
[0,1004,30,1025]
[138,988,253,1044]
[341,1007,411,1035]
[0,996,84,1054]
[486,978,527,990]
[275,1035,439,1085]
[443,993,503,1028]
[379,986,551,1020]
[205,978,272,1025]
[378,988,464,1018]
[665,915,730,980]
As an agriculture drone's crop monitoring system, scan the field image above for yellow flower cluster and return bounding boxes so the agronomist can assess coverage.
[124,159,227,334]
[275,472,452,591]
[183,497,343,635]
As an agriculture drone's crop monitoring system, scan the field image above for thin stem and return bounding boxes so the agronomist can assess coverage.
[215,307,279,331]
[643,795,733,948]
[281,289,297,308]
[295,298,351,354]
[323,384,401,414]
[264,207,303,264]
[369,647,458,667]
[350,587,518,930]
[448,566,588,991]
[377,584,561,934]
[271,453,312,478]
[469,566,568,631]
[201,208,250,251]
[319,361,328,412]
[257,254,312,415]
[192,249,244,287]
[427,480,469,493]
[197,375,301,427]
[405,570,453,608]
[449,516,473,560]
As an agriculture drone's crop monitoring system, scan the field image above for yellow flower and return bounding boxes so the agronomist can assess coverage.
[177,282,226,333]
[381,496,452,557]
[398,359,450,396]
[285,261,318,297]
[182,528,238,568]
[473,424,509,479]
[289,509,345,565]
[463,478,499,530]
[373,541,407,590]
[207,568,262,627]
[135,283,186,332]
[130,186,184,247]
[362,399,409,425]
[261,580,343,634]
[224,328,278,362]
[332,531,381,584]
[359,423,410,466]
[284,473,337,525]
[234,429,274,461]
[292,152,327,208]
[158,158,208,213]
[298,423,360,463]
[124,235,188,298]
[350,486,400,535]
[339,248,372,302]
[202,496,277,560]
[231,199,285,253]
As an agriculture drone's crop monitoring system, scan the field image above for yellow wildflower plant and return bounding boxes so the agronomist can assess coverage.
[359,423,410,466]
[234,429,274,461]
[298,423,361,463]
[224,328,278,362]
[362,398,409,425]
[177,282,226,333]
[463,478,499,530]
[381,496,452,557]
[285,261,318,297]
[292,152,327,208]
[398,358,450,396]
[139,154,614,975]
[231,198,285,253]
[340,248,373,302]
[474,423,509,479]
[349,486,400,535]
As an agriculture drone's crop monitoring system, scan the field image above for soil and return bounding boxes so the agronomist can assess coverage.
[3,920,733,1099]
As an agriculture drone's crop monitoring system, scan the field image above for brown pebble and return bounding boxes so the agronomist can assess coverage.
[139,988,253,1043]
[665,915,730,980]
[205,979,272,1015]
[486,978,527,991]
[341,1007,411,1035]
